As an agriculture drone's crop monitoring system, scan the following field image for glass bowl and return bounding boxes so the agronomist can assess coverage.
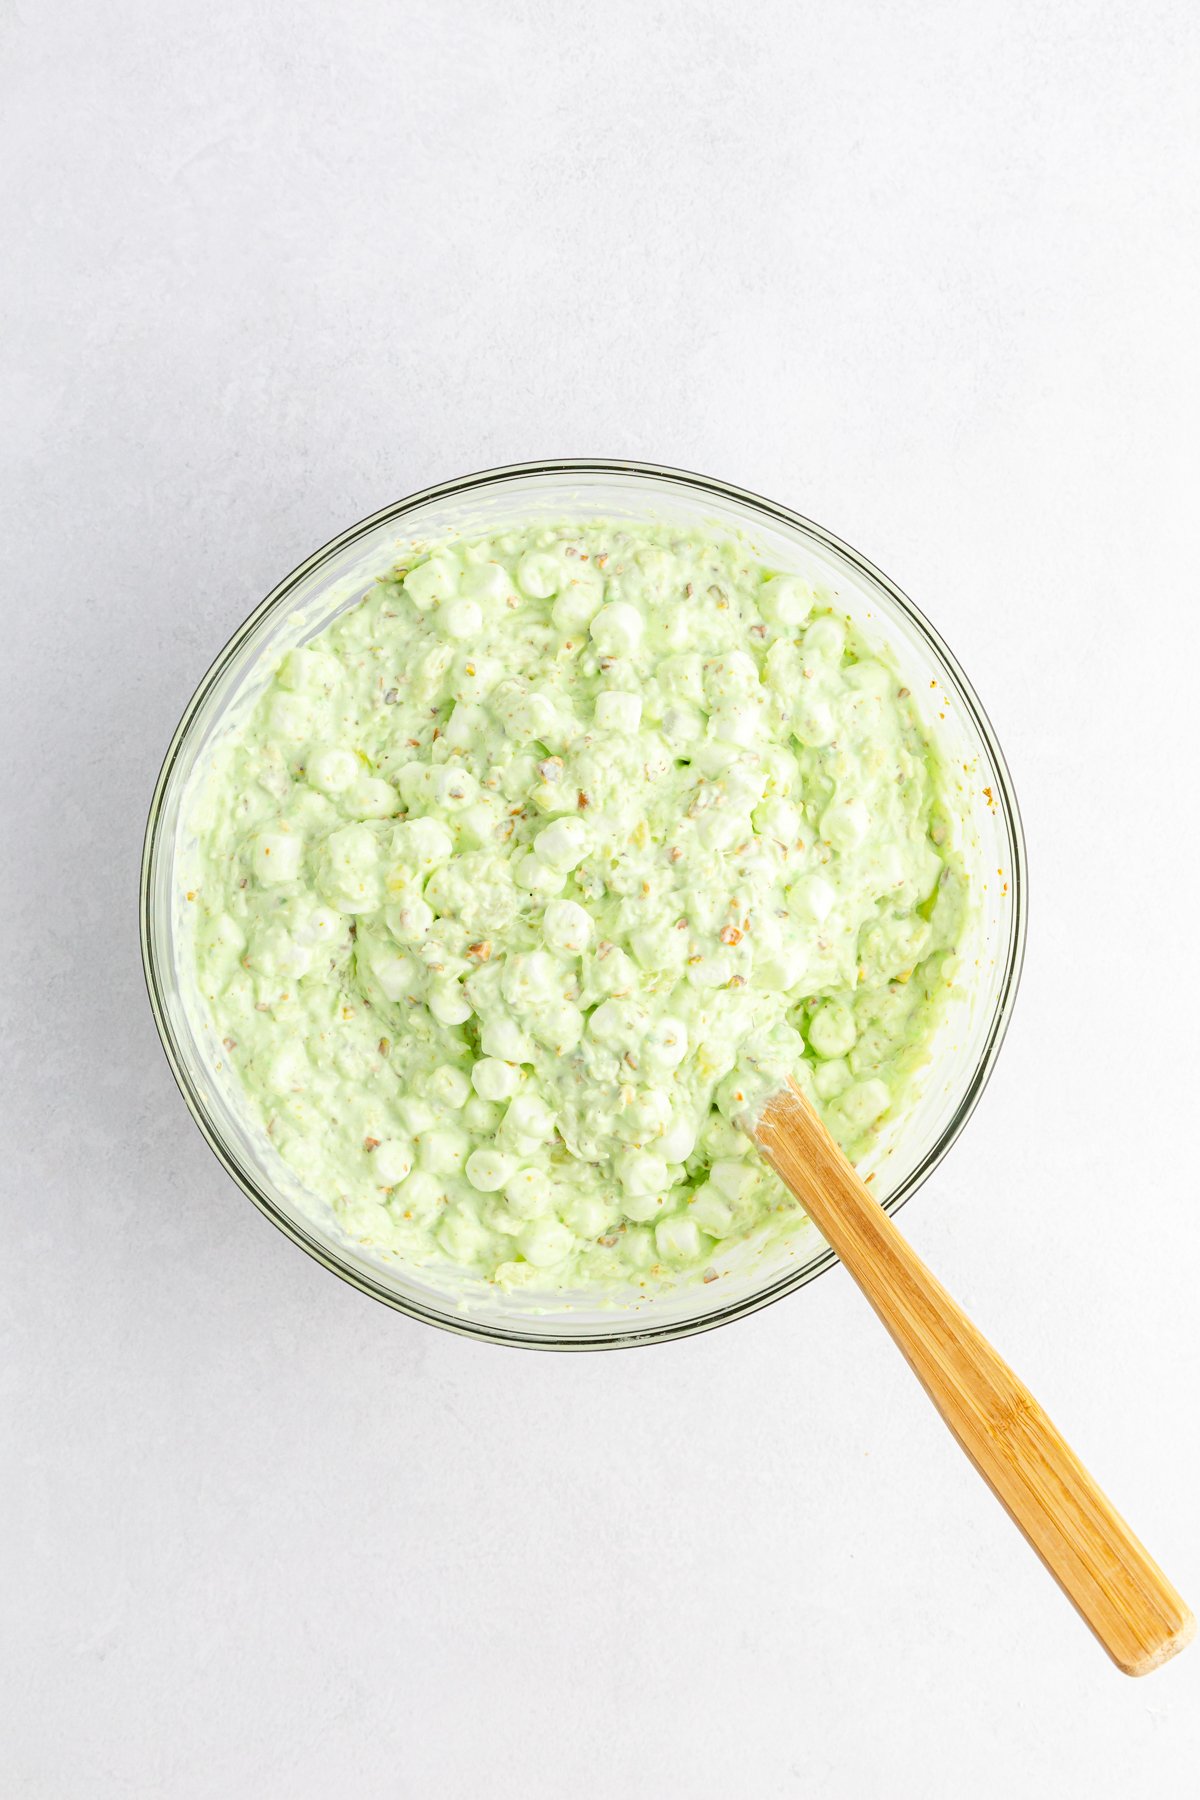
[141,459,1026,1349]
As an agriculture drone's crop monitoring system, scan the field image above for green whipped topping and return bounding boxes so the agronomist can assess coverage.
[186,521,968,1291]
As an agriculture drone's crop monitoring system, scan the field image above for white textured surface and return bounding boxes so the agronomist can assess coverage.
[3,1,1199,1793]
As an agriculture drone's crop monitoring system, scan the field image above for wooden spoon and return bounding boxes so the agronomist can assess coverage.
[750,1076,1194,1676]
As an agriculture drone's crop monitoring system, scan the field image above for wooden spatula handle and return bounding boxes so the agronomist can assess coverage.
[753,1077,1193,1675]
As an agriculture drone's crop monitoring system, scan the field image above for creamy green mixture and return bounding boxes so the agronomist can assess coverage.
[187,522,967,1290]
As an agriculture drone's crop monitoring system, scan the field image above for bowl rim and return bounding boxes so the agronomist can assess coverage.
[140,456,1028,1350]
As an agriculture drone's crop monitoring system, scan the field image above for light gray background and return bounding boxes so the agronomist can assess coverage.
[3,1,1198,1795]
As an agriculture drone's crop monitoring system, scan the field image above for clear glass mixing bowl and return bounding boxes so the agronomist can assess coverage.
[141,459,1026,1349]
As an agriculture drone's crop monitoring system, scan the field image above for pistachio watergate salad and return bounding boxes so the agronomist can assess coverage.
[186,522,969,1290]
